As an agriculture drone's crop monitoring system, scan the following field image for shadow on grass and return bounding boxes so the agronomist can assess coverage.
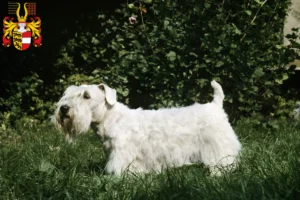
[0,120,300,199]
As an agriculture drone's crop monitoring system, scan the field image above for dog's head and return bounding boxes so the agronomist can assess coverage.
[51,83,117,143]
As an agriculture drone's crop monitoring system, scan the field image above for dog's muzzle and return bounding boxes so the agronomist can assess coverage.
[59,104,71,121]
[60,104,70,114]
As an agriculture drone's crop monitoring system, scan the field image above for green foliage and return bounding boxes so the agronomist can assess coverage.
[1,0,299,130]
[0,120,300,199]
[0,73,53,134]
[54,0,299,121]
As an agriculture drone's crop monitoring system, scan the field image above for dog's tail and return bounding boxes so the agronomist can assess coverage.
[211,80,224,108]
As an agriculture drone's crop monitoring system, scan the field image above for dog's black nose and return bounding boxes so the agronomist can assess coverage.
[60,105,70,114]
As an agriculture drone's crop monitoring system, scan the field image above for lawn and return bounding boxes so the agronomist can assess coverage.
[0,119,299,199]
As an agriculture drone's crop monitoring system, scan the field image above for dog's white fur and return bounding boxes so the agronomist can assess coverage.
[52,80,242,175]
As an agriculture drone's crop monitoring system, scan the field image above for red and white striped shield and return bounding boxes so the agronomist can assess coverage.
[13,25,32,51]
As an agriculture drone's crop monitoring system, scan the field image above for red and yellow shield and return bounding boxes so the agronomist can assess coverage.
[13,29,32,51]
[2,2,42,50]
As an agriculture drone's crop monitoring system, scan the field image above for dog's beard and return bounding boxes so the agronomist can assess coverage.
[61,116,73,134]
[52,106,92,143]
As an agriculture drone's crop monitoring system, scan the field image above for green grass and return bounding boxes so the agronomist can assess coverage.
[0,119,300,199]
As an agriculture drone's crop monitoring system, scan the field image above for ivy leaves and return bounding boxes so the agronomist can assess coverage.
[54,0,299,119]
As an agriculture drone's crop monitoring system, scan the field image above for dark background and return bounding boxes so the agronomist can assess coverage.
[0,0,125,93]
[0,0,299,97]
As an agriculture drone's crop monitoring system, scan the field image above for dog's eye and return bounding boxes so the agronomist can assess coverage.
[83,92,90,99]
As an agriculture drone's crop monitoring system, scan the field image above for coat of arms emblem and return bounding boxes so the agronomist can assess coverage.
[2,2,42,51]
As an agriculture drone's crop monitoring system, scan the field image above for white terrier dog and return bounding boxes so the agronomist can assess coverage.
[52,80,242,175]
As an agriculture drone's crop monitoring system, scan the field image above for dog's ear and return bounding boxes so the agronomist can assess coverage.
[98,84,117,105]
